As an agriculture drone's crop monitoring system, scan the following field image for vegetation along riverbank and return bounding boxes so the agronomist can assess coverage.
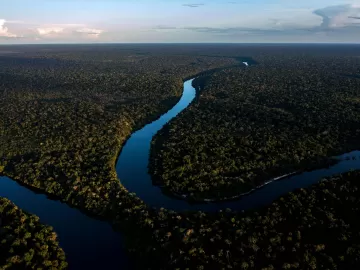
[0,44,240,268]
[0,197,67,269]
[164,170,360,269]
[1,44,360,269]
[151,51,360,200]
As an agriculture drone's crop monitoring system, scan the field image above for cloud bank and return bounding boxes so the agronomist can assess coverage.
[75,28,103,37]
[160,4,360,41]
[313,4,360,29]
[1,3,360,43]
[182,3,204,8]
[37,27,64,36]
[0,19,17,38]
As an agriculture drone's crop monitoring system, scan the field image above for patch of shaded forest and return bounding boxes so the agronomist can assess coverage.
[163,170,360,269]
[151,54,360,200]
[0,197,67,269]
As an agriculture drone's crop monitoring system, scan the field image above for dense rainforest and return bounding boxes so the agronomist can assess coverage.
[151,52,360,200]
[163,170,360,269]
[0,44,236,214]
[1,44,360,269]
[0,44,239,268]
[0,197,67,269]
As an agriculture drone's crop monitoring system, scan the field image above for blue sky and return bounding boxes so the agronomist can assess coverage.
[1,0,360,43]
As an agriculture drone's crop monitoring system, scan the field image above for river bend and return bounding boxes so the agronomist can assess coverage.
[1,75,360,268]
[116,79,360,212]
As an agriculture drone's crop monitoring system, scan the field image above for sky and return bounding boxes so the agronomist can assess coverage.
[1,0,360,44]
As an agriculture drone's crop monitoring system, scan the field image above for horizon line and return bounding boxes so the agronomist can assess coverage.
[1,42,360,46]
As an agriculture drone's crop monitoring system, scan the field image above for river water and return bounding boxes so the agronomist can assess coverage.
[0,177,131,269]
[1,75,360,269]
[117,79,360,212]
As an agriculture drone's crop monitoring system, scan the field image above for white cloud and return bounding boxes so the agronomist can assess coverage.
[314,4,360,28]
[1,2,359,44]
[37,27,64,36]
[34,24,103,39]
[351,0,360,8]
[75,28,104,37]
[0,19,17,38]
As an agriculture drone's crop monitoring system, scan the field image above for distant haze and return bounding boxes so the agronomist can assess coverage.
[1,0,360,44]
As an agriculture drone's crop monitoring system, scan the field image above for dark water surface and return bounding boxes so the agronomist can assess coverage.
[0,177,131,270]
[117,79,360,212]
[1,76,360,269]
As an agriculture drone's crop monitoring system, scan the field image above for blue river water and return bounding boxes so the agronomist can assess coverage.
[0,177,131,269]
[1,77,360,269]
[116,79,360,212]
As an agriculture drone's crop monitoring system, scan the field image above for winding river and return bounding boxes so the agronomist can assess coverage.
[1,73,360,268]
[116,79,360,212]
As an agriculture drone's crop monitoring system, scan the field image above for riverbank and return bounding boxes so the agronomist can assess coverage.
[0,196,68,269]
[3,76,360,269]
[157,155,342,202]
[117,74,360,213]
[149,57,360,201]
[2,46,360,269]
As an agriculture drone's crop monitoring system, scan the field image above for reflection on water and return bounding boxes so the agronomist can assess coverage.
[0,177,131,270]
[117,79,360,212]
[1,70,360,269]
